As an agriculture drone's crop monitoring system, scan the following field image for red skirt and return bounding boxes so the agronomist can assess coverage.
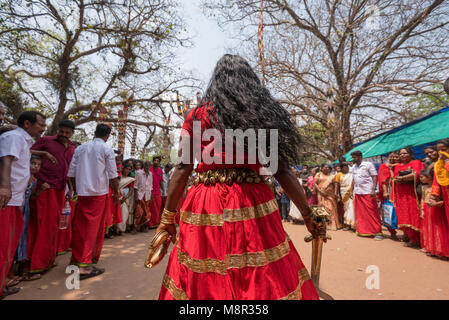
[71,195,107,266]
[0,206,23,296]
[421,203,449,257]
[148,194,162,227]
[354,194,382,237]
[28,188,65,273]
[105,187,122,227]
[394,183,421,232]
[57,199,77,255]
[134,199,151,227]
[159,182,318,300]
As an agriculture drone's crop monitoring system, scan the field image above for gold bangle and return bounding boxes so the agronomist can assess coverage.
[163,208,177,217]
[160,218,175,225]
[161,208,177,225]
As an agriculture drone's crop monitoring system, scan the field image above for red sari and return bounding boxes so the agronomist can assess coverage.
[378,163,391,202]
[158,105,318,300]
[422,184,449,257]
[393,160,424,243]
[433,161,449,227]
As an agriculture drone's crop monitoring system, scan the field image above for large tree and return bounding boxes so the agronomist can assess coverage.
[205,0,449,160]
[0,0,197,139]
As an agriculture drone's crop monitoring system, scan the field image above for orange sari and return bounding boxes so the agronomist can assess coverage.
[315,172,340,230]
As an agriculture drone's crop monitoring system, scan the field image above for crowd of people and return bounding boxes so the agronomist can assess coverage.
[0,105,180,299]
[1,55,449,301]
[282,145,449,261]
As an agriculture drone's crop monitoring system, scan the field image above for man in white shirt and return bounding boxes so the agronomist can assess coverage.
[161,163,174,215]
[0,111,46,298]
[68,124,119,279]
[133,161,153,232]
[351,150,383,240]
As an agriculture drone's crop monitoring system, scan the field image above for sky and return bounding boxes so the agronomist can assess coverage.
[178,0,239,85]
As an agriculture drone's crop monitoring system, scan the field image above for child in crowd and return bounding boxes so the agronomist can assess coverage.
[420,168,449,259]
[7,155,49,286]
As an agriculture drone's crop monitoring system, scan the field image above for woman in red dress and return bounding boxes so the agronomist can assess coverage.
[392,147,424,248]
[431,139,449,228]
[420,168,449,258]
[155,54,320,300]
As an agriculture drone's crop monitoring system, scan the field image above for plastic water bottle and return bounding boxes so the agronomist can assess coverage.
[59,201,71,230]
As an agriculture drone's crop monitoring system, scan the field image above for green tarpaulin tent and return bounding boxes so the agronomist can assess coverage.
[343,106,449,162]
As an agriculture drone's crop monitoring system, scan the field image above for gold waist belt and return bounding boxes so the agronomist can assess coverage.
[194,168,262,186]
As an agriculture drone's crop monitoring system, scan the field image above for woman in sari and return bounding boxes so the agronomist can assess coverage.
[424,146,439,171]
[392,147,424,248]
[314,164,341,230]
[307,167,318,205]
[118,164,136,233]
[378,151,399,241]
[431,139,449,228]
[420,168,449,259]
[335,163,355,230]
[155,54,320,300]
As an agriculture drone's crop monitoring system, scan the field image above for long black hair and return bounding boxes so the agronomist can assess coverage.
[196,54,302,165]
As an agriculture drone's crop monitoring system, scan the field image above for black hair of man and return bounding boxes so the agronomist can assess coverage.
[17,111,46,127]
[58,119,75,131]
[350,150,363,158]
[31,154,42,162]
[153,155,162,162]
[95,123,112,138]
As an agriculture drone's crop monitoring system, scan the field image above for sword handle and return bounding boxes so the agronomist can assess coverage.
[304,234,332,242]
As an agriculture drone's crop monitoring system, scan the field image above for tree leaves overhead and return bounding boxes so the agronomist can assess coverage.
[204,0,449,160]
[0,0,198,142]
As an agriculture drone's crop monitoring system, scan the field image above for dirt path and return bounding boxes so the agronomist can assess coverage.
[6,223,449,300]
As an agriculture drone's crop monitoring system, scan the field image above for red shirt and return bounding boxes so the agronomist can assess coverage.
[150,166,163,196]
[31,136,75,190]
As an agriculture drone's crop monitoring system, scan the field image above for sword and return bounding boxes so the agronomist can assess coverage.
[304,205,334,300]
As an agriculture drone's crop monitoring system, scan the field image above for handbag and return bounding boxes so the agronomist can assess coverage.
[397,169,413,184]
[381,199,398,230]
[398,169,412,176]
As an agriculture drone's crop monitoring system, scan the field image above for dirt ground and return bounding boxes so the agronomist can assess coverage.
[5,222,449,300]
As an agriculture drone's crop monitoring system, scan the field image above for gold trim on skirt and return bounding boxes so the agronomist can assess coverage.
[162,274,189,300]
[279,268,312,300]
[180,199,279,227]
[176,236,291,276]
[193,168,262,186]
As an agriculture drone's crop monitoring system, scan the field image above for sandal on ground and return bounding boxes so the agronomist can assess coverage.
[6,276,23,287]
[2,286,20,297]
[79,267,105,280]
[403,242,420,248]
[22,273,41,281]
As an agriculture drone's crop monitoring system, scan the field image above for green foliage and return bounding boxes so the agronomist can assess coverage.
[0,71,24,120]
[297,122,329,165]
[405,84,449,121]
